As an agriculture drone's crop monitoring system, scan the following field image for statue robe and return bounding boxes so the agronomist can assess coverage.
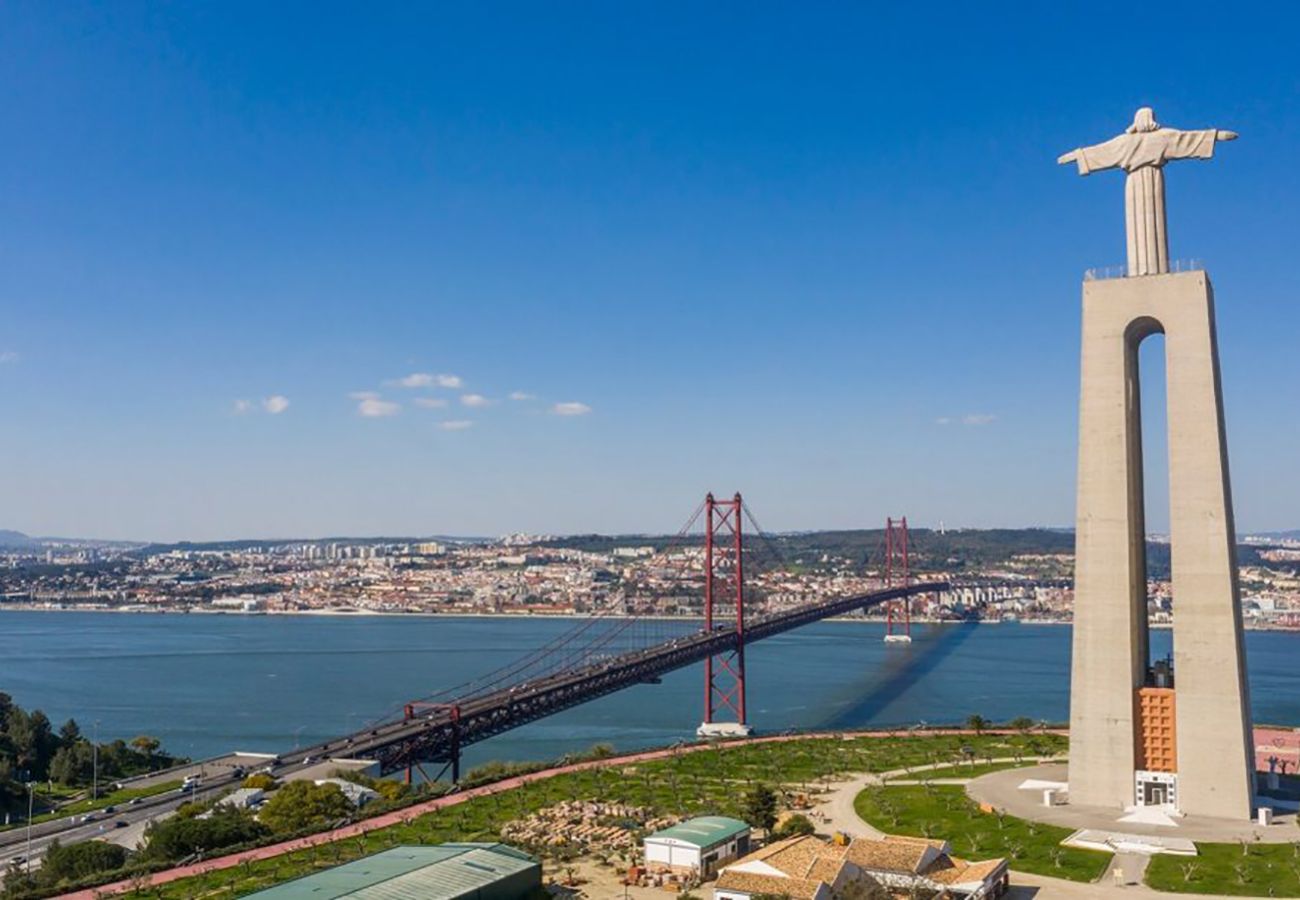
[1068,128,1222,276]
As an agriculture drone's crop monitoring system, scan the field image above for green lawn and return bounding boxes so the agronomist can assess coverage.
[854,784,1110,883]
[1146,841,1300,897]
[112,732,1068,899]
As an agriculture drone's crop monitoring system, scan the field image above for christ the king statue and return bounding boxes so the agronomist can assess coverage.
[1058,107,1237,277]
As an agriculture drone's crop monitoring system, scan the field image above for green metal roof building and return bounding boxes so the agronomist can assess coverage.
[643,816,752,877]
[243,843,541,900]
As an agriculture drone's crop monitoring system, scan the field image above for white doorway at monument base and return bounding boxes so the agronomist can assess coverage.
[1134,770,1177,810]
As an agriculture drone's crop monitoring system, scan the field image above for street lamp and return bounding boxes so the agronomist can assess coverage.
[25,781,34,877]
[92,720,100,801]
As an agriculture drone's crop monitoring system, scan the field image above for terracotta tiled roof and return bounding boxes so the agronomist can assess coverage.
[882,834,949,851]
[935,857,1007,885]
[843,837,930,874]
[806,856,849,885]
[719,833,1004,899]
[715,869,824,900]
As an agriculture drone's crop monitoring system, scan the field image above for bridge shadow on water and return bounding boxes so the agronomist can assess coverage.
[819,623,980,729]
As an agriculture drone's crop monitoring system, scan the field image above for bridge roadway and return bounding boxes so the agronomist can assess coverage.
[0,581,944,863]
[329,581,947,776]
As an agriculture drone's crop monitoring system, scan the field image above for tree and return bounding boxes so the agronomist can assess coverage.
[771,813,816,839]
[1007,716,1034,733]
[58,719,81,746]
[258,781,353,834]
[130,735,161,760]
[743,783,778,834]
[243,773,277,790]
[49,742,95,786]
[38,839,128,885]
[965,714,988,736]
[141,806,269,862]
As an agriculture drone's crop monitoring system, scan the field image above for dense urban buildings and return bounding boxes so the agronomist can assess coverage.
[2,529,1299,630]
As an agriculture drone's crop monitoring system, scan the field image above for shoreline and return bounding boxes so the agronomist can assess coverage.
[1,605,1297,632]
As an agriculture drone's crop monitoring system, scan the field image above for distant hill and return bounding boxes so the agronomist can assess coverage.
[136,535,490,554]
[0,530,37,548]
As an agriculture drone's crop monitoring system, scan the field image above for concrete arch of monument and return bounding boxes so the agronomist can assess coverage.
[1124,315,1165,346]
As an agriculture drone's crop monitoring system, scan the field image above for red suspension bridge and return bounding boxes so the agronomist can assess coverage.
[282,493,950,783]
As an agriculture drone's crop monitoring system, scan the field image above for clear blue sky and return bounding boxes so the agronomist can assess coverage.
[2,2,1297,541]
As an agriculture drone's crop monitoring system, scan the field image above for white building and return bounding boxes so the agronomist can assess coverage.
[315,777,379,808]
[642,816,750,878]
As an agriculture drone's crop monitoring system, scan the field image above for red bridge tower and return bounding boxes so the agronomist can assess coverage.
[883,516,913,643]
[697,492,753,737]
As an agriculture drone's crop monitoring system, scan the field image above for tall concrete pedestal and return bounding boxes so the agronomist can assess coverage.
[1068,269,1254,820]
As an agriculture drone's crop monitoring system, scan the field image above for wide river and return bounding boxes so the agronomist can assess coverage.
[2,612,1297,771]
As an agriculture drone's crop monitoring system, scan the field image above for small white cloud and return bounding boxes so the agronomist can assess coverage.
[413,396,449,409]
[551,401,592,417]
[0,351,18,365]
[389,372,463,389]
[232,399,253,415]
[349,391,380,401]
[962,413,997,427]
[934,417,952,426]
[357,396,400,418]
[508,391,535,401]
[439,419,473,431]
[262,395,290,415]
[461,393,492,408]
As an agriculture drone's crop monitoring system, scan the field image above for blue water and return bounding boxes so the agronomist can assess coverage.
[1,613,1296,770]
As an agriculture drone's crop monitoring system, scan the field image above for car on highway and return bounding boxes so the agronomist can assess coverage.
[114,820,129,829]
[129,797,143,806]
[103,805,116,814]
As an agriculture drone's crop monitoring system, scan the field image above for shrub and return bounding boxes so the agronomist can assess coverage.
[141,806,269,862]
[37,840,128,885]
[772,813,816,838]
[258,781,352,835]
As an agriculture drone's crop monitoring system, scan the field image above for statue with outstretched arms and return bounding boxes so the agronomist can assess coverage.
[1058,107,1237,276]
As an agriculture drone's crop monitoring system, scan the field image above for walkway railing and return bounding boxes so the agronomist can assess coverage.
[1083,259,1204,281]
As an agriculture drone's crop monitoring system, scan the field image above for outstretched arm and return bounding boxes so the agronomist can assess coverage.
[1217,130,1238,141]
[1057,149,1080,165]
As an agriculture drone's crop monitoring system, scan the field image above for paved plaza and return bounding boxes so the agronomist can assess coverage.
[967,764,1299,844]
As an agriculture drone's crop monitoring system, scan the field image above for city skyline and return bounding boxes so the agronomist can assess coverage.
[3,3,1299,541]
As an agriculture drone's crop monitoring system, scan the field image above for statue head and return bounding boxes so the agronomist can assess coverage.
[1126,107,1160,134]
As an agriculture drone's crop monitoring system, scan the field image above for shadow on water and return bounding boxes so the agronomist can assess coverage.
[820,623,981,728]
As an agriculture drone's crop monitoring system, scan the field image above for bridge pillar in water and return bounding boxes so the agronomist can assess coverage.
[883,517,913,643]
[698,492,753,738]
